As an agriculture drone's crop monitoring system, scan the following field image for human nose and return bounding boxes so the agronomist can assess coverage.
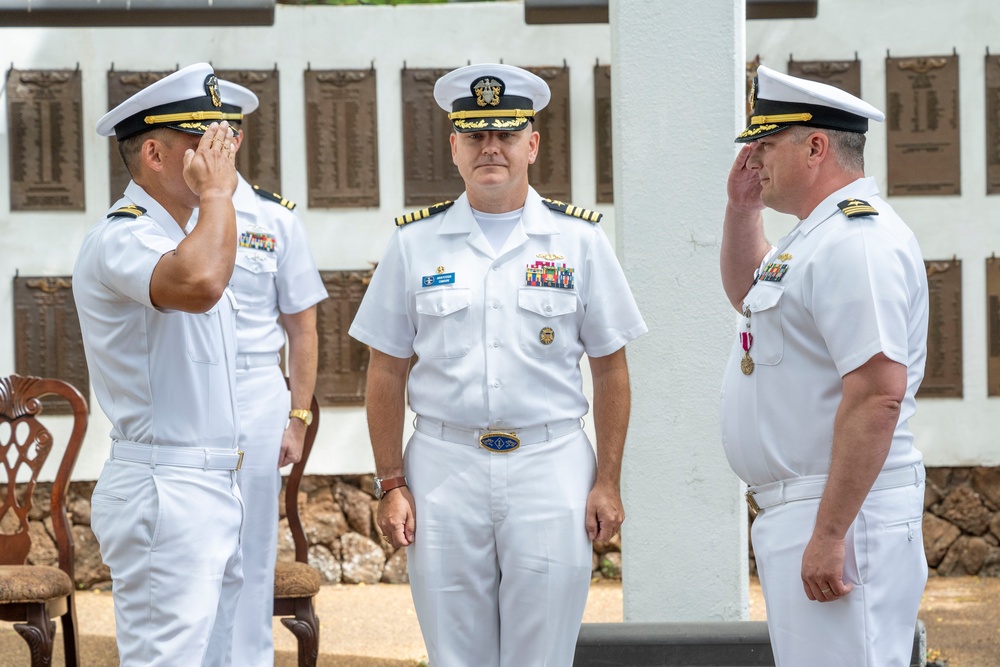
[745,143,762,170]
[481,134,501,154]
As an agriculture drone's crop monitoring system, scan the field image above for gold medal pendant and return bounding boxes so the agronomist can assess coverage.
[741,351,755,376]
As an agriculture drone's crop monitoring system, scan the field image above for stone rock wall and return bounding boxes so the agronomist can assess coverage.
[748,466,1000,578]
[23,466,996,587]
[15,474,623,589]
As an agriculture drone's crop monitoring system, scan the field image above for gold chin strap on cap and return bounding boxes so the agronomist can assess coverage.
[143,110,244,125]
[448,108,535,121]
[749,112,813,125]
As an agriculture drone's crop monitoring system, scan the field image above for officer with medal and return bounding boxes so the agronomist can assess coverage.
[188,79,328,666]
[74,63,244,666]
[720,65,929,666]
[349,63,647,667]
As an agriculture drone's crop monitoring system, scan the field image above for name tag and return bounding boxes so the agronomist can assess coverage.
[422,272,455,287]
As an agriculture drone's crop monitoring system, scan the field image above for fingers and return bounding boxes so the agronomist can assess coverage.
[377,490,416,549]
[803,577,853,603]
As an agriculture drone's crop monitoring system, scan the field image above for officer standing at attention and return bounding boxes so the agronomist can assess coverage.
[349,63,647,667]
[190,79,328,666]
[74,63,245,666]
[720,65,929,666]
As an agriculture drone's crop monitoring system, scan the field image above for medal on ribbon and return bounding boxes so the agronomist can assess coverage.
[740,306,754,375]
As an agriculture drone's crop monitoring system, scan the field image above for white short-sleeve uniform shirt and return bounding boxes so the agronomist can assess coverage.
[73,181,240,450]
[350,187,647,429]
[191,175,328,354]
[721,177,928,486]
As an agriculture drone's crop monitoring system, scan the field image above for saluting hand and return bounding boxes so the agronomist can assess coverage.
[727,143,765,214]
[183,121,238,200]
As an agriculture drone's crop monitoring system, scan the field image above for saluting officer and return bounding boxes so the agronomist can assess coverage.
[74,63,244,666]
[350,63,647,667]
[720,65,929,666]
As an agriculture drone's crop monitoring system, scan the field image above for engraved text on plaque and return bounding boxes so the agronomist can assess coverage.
[918,259,963,398]
[14,276,89,415]
[315,270,373,406]
[527,66,571,203]
[402,67,464,207]
[886,55,961,196]
[8,69,85,211]
[594,64,613,203]
[217,69,282,193]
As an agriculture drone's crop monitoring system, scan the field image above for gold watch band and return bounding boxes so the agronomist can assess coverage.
[289,409,313,426]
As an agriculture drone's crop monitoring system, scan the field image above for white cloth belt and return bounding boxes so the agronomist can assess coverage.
[235,352,281,369]
[111,440,244,471]
[746,463,925,514]
[414,416,583,447]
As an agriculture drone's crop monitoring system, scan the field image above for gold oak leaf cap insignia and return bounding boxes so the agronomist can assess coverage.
[253,185,296,210]
[542,198,603,223]
[837,198,879,218]
[395,200,455,227]
[108,204,147,219]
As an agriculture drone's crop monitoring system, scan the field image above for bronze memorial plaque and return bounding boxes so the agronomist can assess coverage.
[13,276,89,415]
[787,58,861,98]
[402,67,465,207]
[886,55,961,196]
[7,69,85,211]
[527,65,571,203]
[315,269,373,406]
[987,257,1000,396]
[304,69,379,208]
[985,55,1000,195]
[594,64,613,203]
[746,57,761,119]
[918,259,963,398]
[217,69,282,193]
[107,69,173,203]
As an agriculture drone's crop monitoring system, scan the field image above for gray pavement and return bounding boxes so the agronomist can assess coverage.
[1,577,997,666]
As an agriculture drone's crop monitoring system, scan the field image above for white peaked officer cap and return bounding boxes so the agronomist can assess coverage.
[434,63,551,133]
[736,65,885,143]
[96,62,243,140]
[218,79,260,115]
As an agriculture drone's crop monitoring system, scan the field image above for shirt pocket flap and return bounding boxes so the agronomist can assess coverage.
[745,282,784,313]
[518,288,579,318]
[235,250,278,275]
[415,288,472,317]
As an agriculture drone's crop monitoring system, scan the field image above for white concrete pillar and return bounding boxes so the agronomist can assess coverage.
[610,0,749,621]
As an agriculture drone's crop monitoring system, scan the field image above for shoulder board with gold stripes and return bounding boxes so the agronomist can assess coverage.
[395,200,455,227]
[253,185,296,210]
[107,204,147,219]
[837,198,878,219]
[542,199,602,223]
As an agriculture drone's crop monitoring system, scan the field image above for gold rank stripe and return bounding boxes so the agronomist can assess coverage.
[144,110,244,125]
[543,199,603,223]
[448,108,536,121]
[749,112,813,125]
[395,200,455,226]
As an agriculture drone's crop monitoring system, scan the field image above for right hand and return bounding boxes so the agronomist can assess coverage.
[183,121,238,200]
[377,486,416,549]
[727,143,765,214]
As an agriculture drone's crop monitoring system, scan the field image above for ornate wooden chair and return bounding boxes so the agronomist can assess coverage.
[273,389,322,667]
[0,374,88,667]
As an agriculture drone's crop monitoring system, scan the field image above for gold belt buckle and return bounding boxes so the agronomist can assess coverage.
[745,490,761,516]
[478,432,520,453]
[236,450,245,471]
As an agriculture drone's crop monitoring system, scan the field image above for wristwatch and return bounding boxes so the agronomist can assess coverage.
[373,475,407,499]
[289,409,313,426]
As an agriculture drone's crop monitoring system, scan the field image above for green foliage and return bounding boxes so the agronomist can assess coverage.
[279,0,502,5]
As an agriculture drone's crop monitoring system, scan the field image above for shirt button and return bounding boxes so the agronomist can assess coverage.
[492,266,500,271]
[495,419,503,425]
[492,341,500,348]
[545,305,552,313]
[493,381,501,388]
[492,302,500,309]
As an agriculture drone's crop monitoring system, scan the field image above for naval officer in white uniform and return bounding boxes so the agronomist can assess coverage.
[74,63,245,666]
[720,65,929,666]
[190,79,328,666]
[350,63,647,667]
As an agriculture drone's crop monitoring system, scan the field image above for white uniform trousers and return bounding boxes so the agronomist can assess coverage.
[404,427,596,667]
[231,363,289,666]
[91,457,244,666]
[751,479,927,667]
